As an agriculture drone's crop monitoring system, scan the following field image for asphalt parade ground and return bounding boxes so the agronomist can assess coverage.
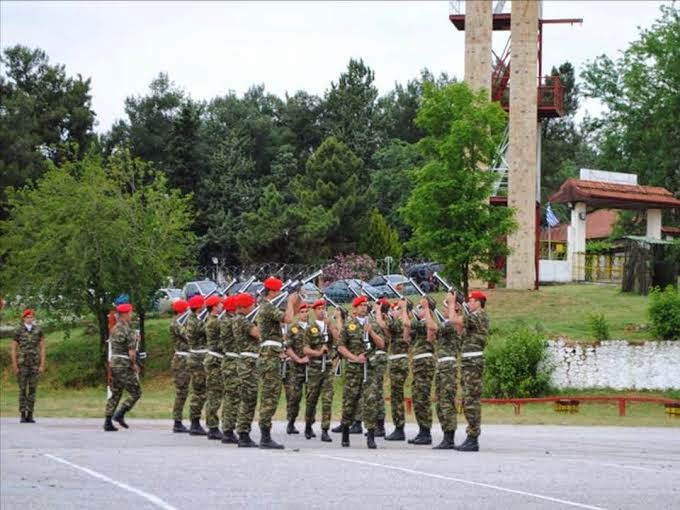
[1,418,679,510]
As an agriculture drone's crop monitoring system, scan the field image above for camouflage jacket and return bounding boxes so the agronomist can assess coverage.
[304,320,335,358]
[435,321,461,359]
[220,314,238,354]
[386,317,410,356]
[169,319,189,353]
[462,309,489,353]
[205,315,223,353]
[257,299,285,359]
[339,316,370,357]
[13,323,44,366]
[233,313,258,354]
[109,321,135,367]
[186,314,207,351]
[410,319,433,356]
[286,320,308,358]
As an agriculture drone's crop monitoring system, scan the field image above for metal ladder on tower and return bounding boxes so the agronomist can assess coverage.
[491,125,509,195]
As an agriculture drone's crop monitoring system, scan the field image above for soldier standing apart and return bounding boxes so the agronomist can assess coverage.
[170,299,191,433]
[451,290,489,452]
[204,295,225,440]
[186,294,208,435]
[381,300,411,441]
[11,309,46,423]
[284,303,310,435]
[338,296,384,449]
[234,292,260,448]
[220,295,240,444]
[404,297,436,445]
[256,277,300,450]
[104,303,142,431]
[426,297,462,449]
[302,299,340,442]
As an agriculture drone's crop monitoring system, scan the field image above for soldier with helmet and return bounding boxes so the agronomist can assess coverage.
[11,308,46,423]
[170,299,191,433]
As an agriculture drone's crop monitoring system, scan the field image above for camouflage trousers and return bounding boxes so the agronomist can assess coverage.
[258,356,282,429]
[388,357,409,427]
[236,357,258,434]
[411,356,435,429]
[435,359,457,433]
[106,365,142,416]
[284,362,306,421]
[188,353,207,421]
[341,362,379,429]
[304,361,333,427]
[171,355,190,421]
[204,357,224,428]
[461,357,484,438]
[221,357,241,432]
[371,356,387,422]
[17,365,39,414]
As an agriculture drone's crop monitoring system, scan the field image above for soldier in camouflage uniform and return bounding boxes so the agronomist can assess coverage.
[256,277,300,450]
[104,304,142,431]
[338,296,385,449]
[186,294,208,435]
[11,309,46,423]
[220,295,240,444]
[404,297,436,445]
[170,299,191,433]
[370,298,391,437]
[234,292,261,448]
[452,290,489,452]
[204,295,225,440]
[284,304,310,436]
[428,297,462,449]
[303,299,340,442]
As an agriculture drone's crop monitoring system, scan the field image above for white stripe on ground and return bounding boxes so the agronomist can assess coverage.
[312,454,607,510]
[44,453,179,510]
[560,458,676,474]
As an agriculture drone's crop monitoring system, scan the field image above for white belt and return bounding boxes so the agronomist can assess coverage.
[190,349,208,354]
[111,354,129,359]
[240,352,259,359]
[462,351,484,358]
[389,354,408,360]
[373,350,386,356]
[208,351,224,359]
[224,352,240,358]
[438,356,456,363]
[311,359,324,364]
[261,340,283,348]
[174,351,190,357]
[413,353,433,360]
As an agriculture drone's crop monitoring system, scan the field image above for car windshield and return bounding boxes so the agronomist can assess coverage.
[168,289,181,298]
[197,281,217,295]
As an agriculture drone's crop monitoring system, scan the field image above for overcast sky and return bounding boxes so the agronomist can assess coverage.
[1,1,670,132]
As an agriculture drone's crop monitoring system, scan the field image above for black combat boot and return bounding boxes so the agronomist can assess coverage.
[366,429,377,449]
[349,420,363,434]
[321,428,332,442]
[454,435,479,452]
[433,431,455,450]
[341,424,350,447]
[221,430,238,444]
[173,420,189,433]
[207,427,224,440]
[384,426,405,441]
[286,419,299,434]
[20,411,27,423]
[331,423,343,433]
[237,431,258,448]
[103,416,118,432]
[259,426,284,450]
[375,419,385,437]
[189,418,207,436]
[113,406,129,429]
[408,426,432,445]
[304,422,316,439]
[25,412,35,423]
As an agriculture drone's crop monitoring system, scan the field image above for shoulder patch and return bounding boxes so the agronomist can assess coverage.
[291,326,299,334]
[348,323,357,332]
[310,327,319,334]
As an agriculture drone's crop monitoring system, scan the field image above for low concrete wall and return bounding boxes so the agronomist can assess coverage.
[539,259,571,283]
[546,339,680,390]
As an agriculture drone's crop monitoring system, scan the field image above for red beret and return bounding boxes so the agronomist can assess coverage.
[298,303,309,311]
[352,295,368,307]
[311,299,326,309]
[468,290,487,301]
[188,294,205,310]
[172,300,188,313]
[116,303,133,313]
[223,295,237,313]
[377,297,390,306]
[236,293,256,309]
[205,295,221,308]
[263,277,283,291]
[22,309,34,318]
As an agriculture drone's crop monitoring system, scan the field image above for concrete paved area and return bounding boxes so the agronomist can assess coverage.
[1,418,679,509]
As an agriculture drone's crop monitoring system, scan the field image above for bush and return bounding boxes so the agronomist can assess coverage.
[323,254,378,282]
[49,332,101,388]
[648,286,680,340]
[483,326,553,398]
[589,313,610,341]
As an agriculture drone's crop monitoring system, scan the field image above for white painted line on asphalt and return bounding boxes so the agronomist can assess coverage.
[312,454,607,510]
[44,453,179,510]
[560,458,676,474]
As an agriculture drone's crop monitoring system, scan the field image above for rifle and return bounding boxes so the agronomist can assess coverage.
[432,272,470,315]
[408,277,447,323]
[382,277,420,323]
[199,279,238,321]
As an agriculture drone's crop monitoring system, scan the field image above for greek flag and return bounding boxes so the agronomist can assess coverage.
[546,203,559,227]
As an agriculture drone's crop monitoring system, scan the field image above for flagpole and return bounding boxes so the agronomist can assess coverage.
[548,223,552,260]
